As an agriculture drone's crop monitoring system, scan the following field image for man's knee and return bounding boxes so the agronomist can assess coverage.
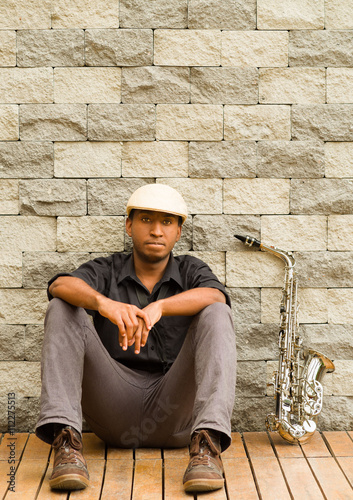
[198,302,233,326]
[45,298,89,329]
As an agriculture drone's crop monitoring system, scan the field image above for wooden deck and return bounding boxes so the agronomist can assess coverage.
[1,431,353,499]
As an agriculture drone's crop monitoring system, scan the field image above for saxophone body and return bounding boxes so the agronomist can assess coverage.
[235,234,335,444]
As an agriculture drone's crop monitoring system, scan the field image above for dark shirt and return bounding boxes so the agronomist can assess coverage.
[48,252,230,373]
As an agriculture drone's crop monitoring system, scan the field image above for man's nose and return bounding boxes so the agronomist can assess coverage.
[150,221,164,235]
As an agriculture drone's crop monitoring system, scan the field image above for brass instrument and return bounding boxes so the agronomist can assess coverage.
[235,234,335,444]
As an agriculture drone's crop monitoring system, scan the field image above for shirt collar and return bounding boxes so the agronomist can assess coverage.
[117,252,183,290]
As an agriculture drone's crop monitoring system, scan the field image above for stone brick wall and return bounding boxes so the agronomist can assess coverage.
[1,0,352,433]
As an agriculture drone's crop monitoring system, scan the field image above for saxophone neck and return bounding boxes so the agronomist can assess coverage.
[235,234,295,268]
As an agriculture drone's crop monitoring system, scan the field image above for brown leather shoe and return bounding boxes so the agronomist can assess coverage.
[49,426,89,490]
[183,429,224,492]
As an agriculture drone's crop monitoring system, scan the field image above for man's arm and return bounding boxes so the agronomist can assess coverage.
[49,276,151,350]
[133,287,226,353]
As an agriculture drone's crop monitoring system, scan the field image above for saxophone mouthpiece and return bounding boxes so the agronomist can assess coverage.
[235,234,261,249]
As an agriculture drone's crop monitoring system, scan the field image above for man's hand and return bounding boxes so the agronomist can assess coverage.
[97,296,152,353]
[119,301,164,354]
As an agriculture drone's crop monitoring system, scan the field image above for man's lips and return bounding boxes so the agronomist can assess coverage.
[145,241,165,246]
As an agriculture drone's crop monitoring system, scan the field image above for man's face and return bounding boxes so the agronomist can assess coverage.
[126,210,182,264]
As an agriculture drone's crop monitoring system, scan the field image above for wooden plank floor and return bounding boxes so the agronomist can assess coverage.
[1,431,353,499]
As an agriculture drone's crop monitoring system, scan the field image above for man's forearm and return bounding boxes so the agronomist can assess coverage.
[49,276,108,311]
[159,287,226,317]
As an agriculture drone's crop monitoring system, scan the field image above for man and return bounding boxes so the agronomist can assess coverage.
[36,183,236,493]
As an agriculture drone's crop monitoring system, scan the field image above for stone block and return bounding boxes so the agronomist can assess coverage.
[227,287,261,325]
[295,251,353,288]
[156,104,223,141]
[261,215,327,251]
[88,104,155,141]
[122,142,188,177]
[54,142,122,178]
[231,396,273,432]
[222,31,288,67]
[17,30,84,67]
[331,361,353,396]
[0,253,22,288]
[237,361,267,397]
[189,141,257,178]
[173,218,193,252]
[327,68,353,104]
[0,289,47,325]
[289,30,353,67]
[325,0,353,29]
[328,216,353,251]
[0,0,51,29]
[188,0,256,29]
[122,67,189,104]
[0,325,25,360]
[20,104,87,141]
[23,252,91,289]
[261,287,328,324]
[0,396,40,432]
[191,67,258,104]
[25,325,44,361]
[157,178,223,215]
[293,104,353,141]
[52,0,119,28]
[85,29,153,66]
[291,179,353,214]
[223,178,290,215]
[301,324,353,359]
[120,0,187,28]
[320,397,353,431]
[0,31,16,66]
[226,251,284,288]
[0,216,56,252]
[54,68,121,103]
[0,68,53,104]
[257,0,324,29]
[325,142,353,178]
[234,323,279,361]
[88,178,152,215]
[20,179,87,216]
[0,105,18,140]
[193,215,260,251]
[224,105,291,140]
[57,216,125,252]
[328,289,353,324]
[259,68,325,104]
[154,29,221,66]
[179,251,225,284]
[257,140,324,178]
[0,142,53,179]
[0,179,18,214]
[0,362,41,397]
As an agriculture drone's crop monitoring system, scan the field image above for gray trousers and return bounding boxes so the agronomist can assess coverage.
[36,298,236,451]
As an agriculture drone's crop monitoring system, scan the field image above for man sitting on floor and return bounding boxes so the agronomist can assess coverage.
[35,183,236,492]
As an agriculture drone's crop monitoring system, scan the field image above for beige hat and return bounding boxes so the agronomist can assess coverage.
[126,184,188,224]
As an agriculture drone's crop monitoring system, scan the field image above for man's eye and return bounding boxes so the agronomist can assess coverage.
[141,218,150,222]
[163,220,172,225]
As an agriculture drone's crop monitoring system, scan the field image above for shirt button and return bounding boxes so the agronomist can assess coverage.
[151,345,155,350]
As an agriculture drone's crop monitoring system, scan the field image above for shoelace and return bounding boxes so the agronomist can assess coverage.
[189,430,220,466]
[53,429,83,466]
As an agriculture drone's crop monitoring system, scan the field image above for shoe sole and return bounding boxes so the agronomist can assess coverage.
[183,478,224,492]
[49,474,89,490]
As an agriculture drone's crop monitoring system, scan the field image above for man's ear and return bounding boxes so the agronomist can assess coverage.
[126,217,132,237]
[176,225,182,242]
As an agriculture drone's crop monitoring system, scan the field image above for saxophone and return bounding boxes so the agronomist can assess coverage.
[235,234,335,444]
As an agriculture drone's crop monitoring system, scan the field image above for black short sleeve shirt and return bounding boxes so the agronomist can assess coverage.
[48,252,231,373]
